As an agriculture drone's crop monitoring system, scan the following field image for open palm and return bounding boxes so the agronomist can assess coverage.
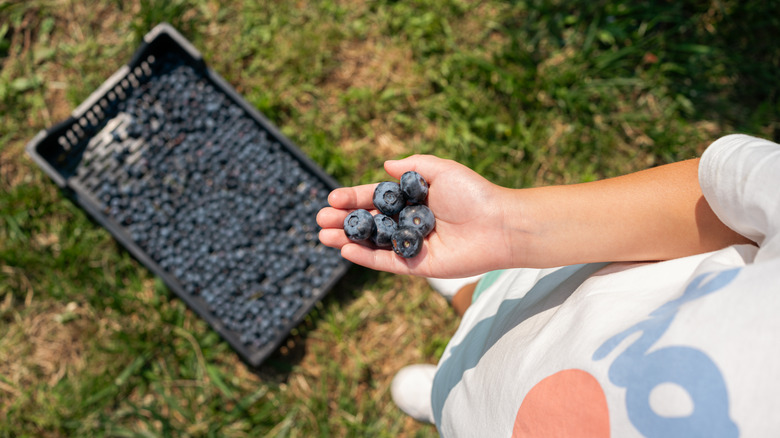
[316,155,517,278]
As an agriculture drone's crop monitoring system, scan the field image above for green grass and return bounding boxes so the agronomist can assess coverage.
[1,0,778,436]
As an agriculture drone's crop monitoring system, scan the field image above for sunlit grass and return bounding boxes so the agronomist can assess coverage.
[1,0,778,436]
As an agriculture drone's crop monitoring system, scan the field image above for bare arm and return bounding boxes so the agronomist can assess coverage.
[505,158,753,268]
[317,156,753,277]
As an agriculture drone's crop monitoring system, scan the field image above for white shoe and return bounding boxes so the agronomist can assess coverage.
[427,274,485,302]
[390,364,437,424]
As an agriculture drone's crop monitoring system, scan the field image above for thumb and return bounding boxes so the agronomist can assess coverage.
[384,154,453,182]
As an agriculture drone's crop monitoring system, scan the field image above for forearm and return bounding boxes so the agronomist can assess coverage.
[503,159,753,268]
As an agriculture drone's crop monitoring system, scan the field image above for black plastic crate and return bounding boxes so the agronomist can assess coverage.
[25,23,350,367]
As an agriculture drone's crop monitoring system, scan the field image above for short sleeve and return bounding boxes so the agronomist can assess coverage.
[699,134,780,260]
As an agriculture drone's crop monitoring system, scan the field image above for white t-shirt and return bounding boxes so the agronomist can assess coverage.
[432,134,780,437]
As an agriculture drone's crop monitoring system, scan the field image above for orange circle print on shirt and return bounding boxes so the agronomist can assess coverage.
[512,369,610,438]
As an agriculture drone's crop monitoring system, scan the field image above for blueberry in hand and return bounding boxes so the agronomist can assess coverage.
[400,171,428,204]
[392,227,423,258]
[344,209,376,242]
[399,204,435,237]
[373,181,406,216]
[371,214,398,248]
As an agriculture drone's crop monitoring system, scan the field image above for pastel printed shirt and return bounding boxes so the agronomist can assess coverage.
[432,134,780,437]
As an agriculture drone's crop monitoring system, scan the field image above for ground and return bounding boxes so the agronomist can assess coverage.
[1,0,778,436]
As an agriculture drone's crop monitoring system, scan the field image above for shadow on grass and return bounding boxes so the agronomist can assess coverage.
[251,264,381,378]
[497,0,780,136]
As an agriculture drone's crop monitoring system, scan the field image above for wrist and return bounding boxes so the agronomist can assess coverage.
[497,187,536,269]
[498,184,593,269]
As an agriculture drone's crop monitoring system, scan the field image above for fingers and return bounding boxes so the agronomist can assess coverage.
[318,229,417,274]
[341,239,432,276]
[327,183,378,210]
[318,224,434,276]
[317,227,351,248]
[341,243,414,275]
[383,154,456,181]
[327,155,458,212]
[318,154,452,276]
[317,184,379,241]
[316,206,349,229]
[316,205,384,229]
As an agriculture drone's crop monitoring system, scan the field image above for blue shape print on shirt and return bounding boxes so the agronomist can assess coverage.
[432,263,609,426]
[593,268,741,438]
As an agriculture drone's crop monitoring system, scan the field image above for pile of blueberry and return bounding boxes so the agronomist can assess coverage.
[71,53,345,350]
[343,171,435,258]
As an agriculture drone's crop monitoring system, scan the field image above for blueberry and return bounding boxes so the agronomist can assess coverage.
[343,209,376,241]
[373,181,406,216]
[400,171,428,204]
[398,204,435,237]
[392,227,424,258]
[371,214,398,248]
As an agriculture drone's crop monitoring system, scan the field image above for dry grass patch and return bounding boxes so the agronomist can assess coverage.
[321,38,429,159]
[0,300,92,411]
[0,144,31,190]
[287,273,455,435]
[454,2,509,55]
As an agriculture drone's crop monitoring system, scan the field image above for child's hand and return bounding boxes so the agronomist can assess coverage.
[320,152,757,277]
[316,155,516,278]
